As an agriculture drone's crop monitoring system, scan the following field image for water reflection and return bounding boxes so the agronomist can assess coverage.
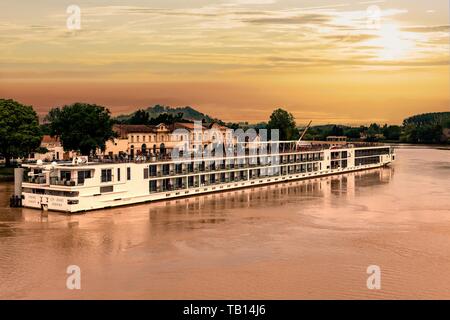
[147,167,393,231]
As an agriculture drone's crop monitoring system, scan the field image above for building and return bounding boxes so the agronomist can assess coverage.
[28,135,74,162]
[102,122,234,159]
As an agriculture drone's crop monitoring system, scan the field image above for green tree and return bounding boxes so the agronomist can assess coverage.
[128,109,150,124]
[267,108,299,140]
[46,103,116,156]
[0,99,42,166]
[382,125,401,141]
[344,127,362,139]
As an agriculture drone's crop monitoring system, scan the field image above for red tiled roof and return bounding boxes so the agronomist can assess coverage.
[41,135,59,143]
[172,122,207,131]
[113,124,156,138]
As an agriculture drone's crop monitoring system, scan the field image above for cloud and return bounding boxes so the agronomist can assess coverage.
[244,13,332,25]
[324,34,379,43]
[402,25,450,33]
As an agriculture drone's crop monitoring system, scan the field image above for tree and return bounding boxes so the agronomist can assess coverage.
[344,127,362,139]
[267,108,299,140]
[382,125,401,141]
[128,109,149,124]
[46,103,116,156]
[0,99,42,166]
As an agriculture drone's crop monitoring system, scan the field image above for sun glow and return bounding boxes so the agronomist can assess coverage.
[372,24,413,61]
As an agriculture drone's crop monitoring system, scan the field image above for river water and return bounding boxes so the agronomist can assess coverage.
[0,145,449,299]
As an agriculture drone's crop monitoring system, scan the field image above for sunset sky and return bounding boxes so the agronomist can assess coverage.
[0,0,448,125]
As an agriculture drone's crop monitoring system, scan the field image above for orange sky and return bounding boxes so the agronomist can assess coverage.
[0,0,448,125]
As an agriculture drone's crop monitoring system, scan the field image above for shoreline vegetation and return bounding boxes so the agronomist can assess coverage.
[0,167,14,182]
[0,98,449,169]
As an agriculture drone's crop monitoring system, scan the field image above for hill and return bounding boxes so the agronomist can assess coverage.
[115,105,219,124]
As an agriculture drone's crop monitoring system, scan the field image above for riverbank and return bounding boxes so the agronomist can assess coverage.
[0,167,14,182]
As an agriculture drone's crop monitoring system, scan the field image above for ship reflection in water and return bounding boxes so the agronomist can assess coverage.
[1,147,449,299]
[147,168,393,232]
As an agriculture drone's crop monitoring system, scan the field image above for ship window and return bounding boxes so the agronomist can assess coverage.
[127,167,131,180]
[149,180,157,193]
[117,168,121,181]
[100,186,113,193]
[77,170,91,185]
[60,171,71,181]
[143,168,149,179]
[149,165,157,177]
[101,169,112,182]
[22,188,79,197]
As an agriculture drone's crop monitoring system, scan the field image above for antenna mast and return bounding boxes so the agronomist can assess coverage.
[296,120,312,146]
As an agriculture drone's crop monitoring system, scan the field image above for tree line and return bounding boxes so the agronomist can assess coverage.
[230,112,450,144]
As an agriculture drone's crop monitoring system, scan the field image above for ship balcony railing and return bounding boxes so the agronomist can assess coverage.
[49,178,77,187]
[25,176,48,185]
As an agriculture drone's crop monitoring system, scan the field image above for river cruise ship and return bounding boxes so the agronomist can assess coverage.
[16,140,395,213]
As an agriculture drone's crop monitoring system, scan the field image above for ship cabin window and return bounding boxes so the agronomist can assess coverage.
[355,156,380,166]
[210,174,216,184]
[188,176,194,187]
[220,172,226,182]
[230,172,235,180]
[117,168,121,181]
[101,169,112,183]
[175,164,182,174]
[127,167,131,180]
[162,164,170,175]
[77,170,91,185]
[100,186,113,193]
[149,180,157,193]
[143,168,149,179]
[188,163,194,173]
[200,162,205,171]
[176,177,183,188]
[210,162,216,171]
[60,171,71,182]
[200,175,206,185]
[162,179,171,191]
[149,165,157,177]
